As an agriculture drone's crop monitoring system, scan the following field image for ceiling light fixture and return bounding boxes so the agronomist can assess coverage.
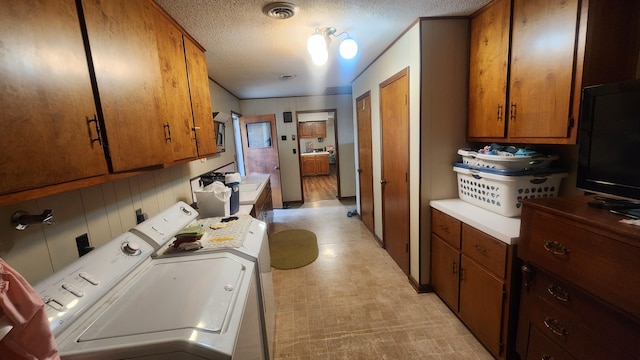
[307,27,358,66]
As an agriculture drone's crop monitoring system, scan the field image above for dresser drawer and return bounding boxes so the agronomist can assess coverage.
[529,269,640,356]
[527,326,575,360]
[461,224,507,279]
[519,209,640,319]
[527,294,632,360]
[432,208,461,249]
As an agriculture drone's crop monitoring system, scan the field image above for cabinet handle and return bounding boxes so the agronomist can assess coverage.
[460,267,465,281]
[543,240,570,256]
[521,264,534,290]
[439,224,449,233]
[164,122,172,142]
[474,244,487,254]
[87,115,102,146]
[510,103,517,120]
[497,104,503,121]
[541,354,555,360]
[543,316,568,337]
[547,284,571,302]
[452,261,457,275]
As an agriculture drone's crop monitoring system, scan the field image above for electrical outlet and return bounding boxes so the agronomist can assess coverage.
[75,234,94,257]
[135,208,148,224]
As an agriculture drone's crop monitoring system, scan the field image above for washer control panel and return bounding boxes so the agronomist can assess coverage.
[35,231,154,337]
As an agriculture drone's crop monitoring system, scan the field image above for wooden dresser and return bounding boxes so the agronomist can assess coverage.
[517,196,640,360]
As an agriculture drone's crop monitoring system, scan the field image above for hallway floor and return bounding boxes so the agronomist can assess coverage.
[270,199,494,360]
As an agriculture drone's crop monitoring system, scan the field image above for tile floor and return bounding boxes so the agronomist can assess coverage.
[270,198,494,360]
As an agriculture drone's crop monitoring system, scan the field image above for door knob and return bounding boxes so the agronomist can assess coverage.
[274,166,280,170]
[357,168,363,173]
[380,179,388,184]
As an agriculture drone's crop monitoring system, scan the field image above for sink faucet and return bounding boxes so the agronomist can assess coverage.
[11,209,55,230]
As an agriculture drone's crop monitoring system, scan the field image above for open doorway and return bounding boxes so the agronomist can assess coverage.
[296,109,340,202]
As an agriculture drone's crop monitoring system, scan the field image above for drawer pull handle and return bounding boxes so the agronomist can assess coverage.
[543,241,570,256]
[439,224,449,233]
[543,316,567,336]
[474,244,487,254]
[547,284,571,302]
[541,355,555,360]
[452,261,457,275]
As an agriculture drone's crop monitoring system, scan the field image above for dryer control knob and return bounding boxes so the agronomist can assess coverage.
[122,241,141,255]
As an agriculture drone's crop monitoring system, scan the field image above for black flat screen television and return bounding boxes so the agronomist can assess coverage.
[577,79,640,202]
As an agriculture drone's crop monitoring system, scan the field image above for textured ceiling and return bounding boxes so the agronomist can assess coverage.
[155,0,492,99]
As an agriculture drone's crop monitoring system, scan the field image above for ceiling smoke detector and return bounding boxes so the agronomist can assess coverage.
[262,2,298,19]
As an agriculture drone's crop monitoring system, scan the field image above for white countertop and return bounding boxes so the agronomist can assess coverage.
[239,173,270,205]
[300,151,330,156]
[430,199,521,245]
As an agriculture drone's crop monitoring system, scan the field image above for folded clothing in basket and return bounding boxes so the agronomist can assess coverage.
[453,162,567,176]
[457,148,559,171]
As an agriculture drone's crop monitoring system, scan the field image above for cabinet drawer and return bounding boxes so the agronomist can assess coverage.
[527,326,575,360]
[462,224,507,278]
[527,294,632,360]
[529,270,640,356]
[520,210,640,319]
[431,209,461,249]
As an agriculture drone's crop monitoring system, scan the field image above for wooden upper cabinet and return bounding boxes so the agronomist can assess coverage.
[0,0,108,196]
[468,0,640,144]
[298,121,327,138]
[184,37,217,157]
[151,6,198,162]
[508,0,579,139]
[81,0,170,171]
[468,0,510,138]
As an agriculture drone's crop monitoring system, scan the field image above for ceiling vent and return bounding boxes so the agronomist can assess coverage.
[262,2,298,19]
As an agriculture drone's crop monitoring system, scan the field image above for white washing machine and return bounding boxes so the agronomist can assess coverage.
[35,202,266,359]
[143,214,275,360]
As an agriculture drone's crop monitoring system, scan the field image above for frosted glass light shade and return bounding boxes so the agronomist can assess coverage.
[307,32,326,56]
[311,48,328,66]
[339,38,358,59]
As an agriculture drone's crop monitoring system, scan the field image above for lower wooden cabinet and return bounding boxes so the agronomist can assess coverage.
[251,179,273,233]
[300,153,330,176]
[431,208,518,359]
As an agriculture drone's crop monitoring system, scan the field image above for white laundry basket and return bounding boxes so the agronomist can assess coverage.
[457,149,558,171]
[454,165,567,217]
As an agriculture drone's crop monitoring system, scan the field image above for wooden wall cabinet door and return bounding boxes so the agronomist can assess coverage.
[312,121,327,138]
[0,0,109,195]
[298,121,327,138]
[152,6,198,162]
[81,0,170,172]
[468,0,510,138]
[507,0,579,140]
[184,36,217,157]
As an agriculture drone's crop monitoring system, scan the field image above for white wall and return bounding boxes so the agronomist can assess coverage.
[351,19,471,286]
[0,79,241,284]
[352,23,422,279]
[239,95,355,202]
